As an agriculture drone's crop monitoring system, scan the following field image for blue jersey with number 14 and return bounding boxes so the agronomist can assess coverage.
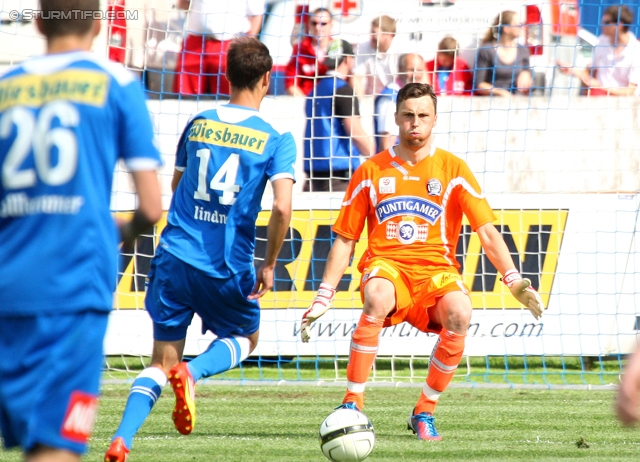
[161,104,296,278]
[0,51,162,315]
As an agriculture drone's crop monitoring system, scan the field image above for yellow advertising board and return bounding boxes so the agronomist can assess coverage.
[115,209,566,310]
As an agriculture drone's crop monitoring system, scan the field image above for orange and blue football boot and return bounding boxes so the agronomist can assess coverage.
[407,409,442,441]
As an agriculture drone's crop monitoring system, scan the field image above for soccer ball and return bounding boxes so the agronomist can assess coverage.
[319,408,375,462]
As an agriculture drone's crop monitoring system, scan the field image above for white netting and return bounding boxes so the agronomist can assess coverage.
[3,0,638,385]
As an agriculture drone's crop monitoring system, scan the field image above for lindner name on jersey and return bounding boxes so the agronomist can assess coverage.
[193,205,227,224]
[376,196,443,225]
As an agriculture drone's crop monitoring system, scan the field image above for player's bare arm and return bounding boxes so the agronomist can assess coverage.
[250,178,294,299]
[476,223,545,319]
[300,235,356,342]
[475,223,517,275]
[322,235,358,288]
[120,170,162,249]
[171,169,184,192]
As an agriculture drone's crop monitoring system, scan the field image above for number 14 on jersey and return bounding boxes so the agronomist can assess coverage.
[193,149,240,206]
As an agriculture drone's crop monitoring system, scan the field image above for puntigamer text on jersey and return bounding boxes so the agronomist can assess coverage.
[375,196,443,224]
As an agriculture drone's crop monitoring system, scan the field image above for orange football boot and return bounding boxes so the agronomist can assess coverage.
[168,362,196,435]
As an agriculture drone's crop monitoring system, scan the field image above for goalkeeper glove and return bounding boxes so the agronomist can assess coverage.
[300,283,336,343]
[502,269,545,320]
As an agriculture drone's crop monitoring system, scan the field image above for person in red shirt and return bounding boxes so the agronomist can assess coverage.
[172,0,264,97]
[425,37,473,96]
[284,7,333,96]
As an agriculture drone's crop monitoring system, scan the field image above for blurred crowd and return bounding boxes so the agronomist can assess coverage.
[107,1,640,191]
[110,2,639,98]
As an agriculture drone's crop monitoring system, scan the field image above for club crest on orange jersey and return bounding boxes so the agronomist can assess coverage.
[385,216,428,244]
[427,179,442,196]
[379,177,395,194]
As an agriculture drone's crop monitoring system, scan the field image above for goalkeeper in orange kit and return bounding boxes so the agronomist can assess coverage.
[299,82,545,441]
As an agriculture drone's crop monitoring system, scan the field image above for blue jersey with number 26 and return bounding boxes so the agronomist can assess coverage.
[0,51,162,315]
[161,104,296,278]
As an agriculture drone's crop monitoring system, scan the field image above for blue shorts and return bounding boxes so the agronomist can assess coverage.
[0,310,108,454]
[146,246,260,341]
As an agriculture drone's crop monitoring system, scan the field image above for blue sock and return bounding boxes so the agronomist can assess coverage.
[187,336,250,381]
[113,367,167,449]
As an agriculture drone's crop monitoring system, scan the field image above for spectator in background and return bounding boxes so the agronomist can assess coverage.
[304,39,374,192]
[354,15,399,96]
[375,53,429,152]
[557,5,639,96]
[397,53,430,86]
[172,0,265,96]
[474,10,532,97]
[285,8,334,97]
[426,36,473,95]
[124,0,187,95]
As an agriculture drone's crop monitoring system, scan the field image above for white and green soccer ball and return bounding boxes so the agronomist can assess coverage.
[319,408,375,462]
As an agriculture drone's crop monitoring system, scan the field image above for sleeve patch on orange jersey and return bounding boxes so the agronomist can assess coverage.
[379,177,396,193]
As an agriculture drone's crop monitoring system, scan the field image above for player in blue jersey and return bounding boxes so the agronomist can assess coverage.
[105,37,296,462]
[0,1,163,461]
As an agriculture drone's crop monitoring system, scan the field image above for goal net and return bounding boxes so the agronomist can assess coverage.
[3,0,638,388]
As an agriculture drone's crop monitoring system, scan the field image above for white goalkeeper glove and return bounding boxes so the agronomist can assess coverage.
[502,269,545,320]
[300,283,336,343]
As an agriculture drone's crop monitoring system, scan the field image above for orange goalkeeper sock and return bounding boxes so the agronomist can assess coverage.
[415,330,466,415]
[343,314,384,409]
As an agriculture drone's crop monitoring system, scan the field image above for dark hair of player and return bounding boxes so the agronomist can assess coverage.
[226,37,273,91]
[396,83,438,115]
[38,0,99,39]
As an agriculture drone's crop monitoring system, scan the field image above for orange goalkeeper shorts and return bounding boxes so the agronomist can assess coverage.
[359,258,470,334]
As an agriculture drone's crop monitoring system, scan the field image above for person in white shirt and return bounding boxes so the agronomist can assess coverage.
[558,5,639,96]
[172,0,265,96]
[353,15,399,96]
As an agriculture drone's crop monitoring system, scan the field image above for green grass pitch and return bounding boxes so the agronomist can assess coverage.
[2,384,640,461]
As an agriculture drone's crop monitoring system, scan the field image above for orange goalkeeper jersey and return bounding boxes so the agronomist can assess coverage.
[333,145,496,273]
